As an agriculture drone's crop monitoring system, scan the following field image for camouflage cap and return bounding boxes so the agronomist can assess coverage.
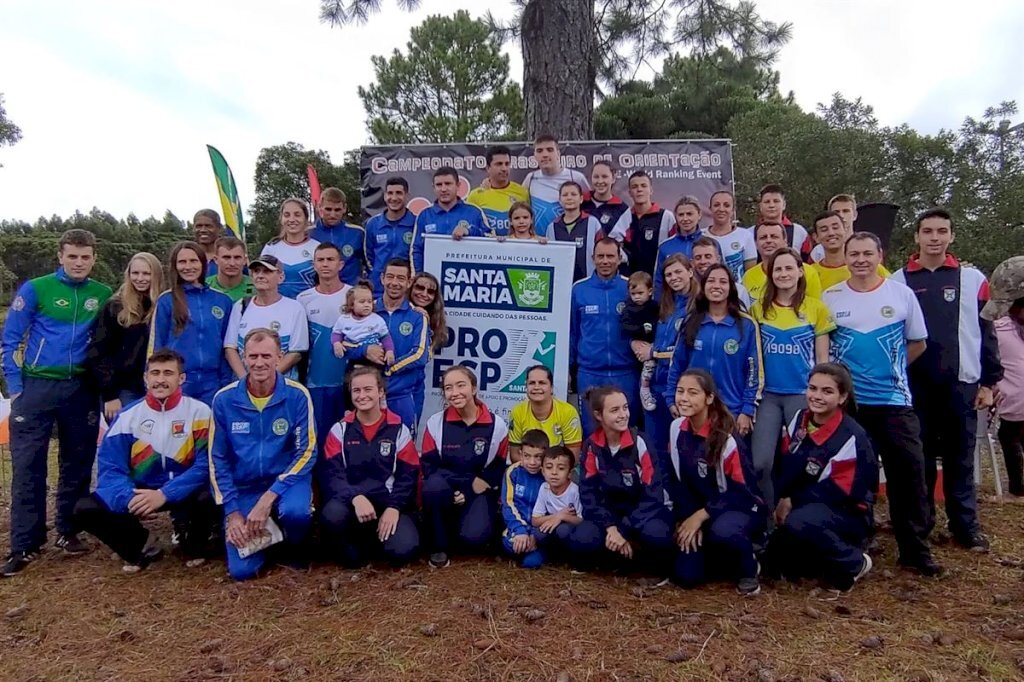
[982,256,1024,321]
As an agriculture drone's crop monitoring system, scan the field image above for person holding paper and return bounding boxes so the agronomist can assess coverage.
[209,328,316,581]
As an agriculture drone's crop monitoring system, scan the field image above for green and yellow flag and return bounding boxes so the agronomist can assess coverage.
[207,145,245,240]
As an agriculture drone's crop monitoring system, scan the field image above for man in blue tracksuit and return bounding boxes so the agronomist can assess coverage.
[2,229,112,576]
[309,187,367,286]
[570,237,640,436]
[209,328,316,581]
[409,166,489,274]
[345,258,429,434]
[364,176,417,296]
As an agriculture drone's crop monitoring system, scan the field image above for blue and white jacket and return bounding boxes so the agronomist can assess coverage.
[149,285,233,385]
[501,461,545,539]
[364,210,417,295]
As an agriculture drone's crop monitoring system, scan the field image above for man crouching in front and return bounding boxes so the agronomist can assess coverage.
[209,328,316,581]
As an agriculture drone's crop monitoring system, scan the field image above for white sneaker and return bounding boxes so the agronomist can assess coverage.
[640,387,657,412]
[854,553,872,582]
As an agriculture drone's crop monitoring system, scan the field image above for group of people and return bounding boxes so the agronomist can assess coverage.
[3,135,1024,596]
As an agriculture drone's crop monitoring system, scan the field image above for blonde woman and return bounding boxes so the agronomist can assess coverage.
[87,252,165,420]
[260,197,321,298]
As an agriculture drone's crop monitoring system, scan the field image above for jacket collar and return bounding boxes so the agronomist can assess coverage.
[680,417,711,438]
[632,203,662,217]
[444,398,494,425]
[701,312,736,327]
[587,194,623,205]
[55,267,89,286]
[589,272,622,288]
[145,388,183,411]
[801,408,844,446]
[905,253,959,272]
[431,198,465,214]
[376,296,412,314]
[590,426,635,449]
[672,227,702,242]
[238,373,287,408]
[315,218,349,231]
[344,409,403,427]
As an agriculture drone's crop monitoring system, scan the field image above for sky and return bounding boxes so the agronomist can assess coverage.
[0,0,1021,223]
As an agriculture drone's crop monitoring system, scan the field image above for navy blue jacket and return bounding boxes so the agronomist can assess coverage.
[421,400,509,492]
[579,427,667,532]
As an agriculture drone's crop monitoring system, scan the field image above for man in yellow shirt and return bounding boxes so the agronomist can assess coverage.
[811,211,889,290]
[743,222,822,302]
[467,145,529,237]
[508,366,582,462]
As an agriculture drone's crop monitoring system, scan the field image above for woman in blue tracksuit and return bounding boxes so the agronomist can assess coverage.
[665,263,763,440]
[663,369,767,594]
[633,253,699,456]
[765,363,878,591]
[149,241,233,405]
[572,385,675,574]
[420,366,509,568]
[318,366,421,568]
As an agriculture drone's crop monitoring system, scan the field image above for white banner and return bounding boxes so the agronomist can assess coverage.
[419,236,575,432]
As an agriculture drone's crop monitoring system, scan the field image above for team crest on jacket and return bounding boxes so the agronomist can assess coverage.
[616,302,625,314]
[644,229,654,241]
[731,241,740,251]
[621,469,635,487]
[272,418,289,436]
[805,459,822,477]
[473,438,487,455]
[84,297,99,312]
[342,245,354,257]
[399,321,413,336]
[724,339,739,355]
[11,295,25,311]
[211,306,224,319]
[171,420,185,437]
[600,214,610,224]
[403,232,413,244]
[380,440,392,457]
[697,460,708,478]
[943,287,956,302]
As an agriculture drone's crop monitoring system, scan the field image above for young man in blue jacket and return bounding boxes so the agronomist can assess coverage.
[364,177,416,296]
[570,238,640,435]
[74,349,217,571]
[409,166,489,274]
[309,187,366,286]
[2,229,112,576]
[209,328,316,581]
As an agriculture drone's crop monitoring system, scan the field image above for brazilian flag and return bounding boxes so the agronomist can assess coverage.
[206,145,245,240]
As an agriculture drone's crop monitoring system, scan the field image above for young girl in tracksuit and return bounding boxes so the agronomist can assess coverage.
[420,366,509,568]
[765,363,878,591]
[572,386,675,574]
[663,369,767,595]
[318,367,421,568]
[149,242,234,405]
[665,264,763,441]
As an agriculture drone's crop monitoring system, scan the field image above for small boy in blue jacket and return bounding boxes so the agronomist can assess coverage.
[500,429,549,568]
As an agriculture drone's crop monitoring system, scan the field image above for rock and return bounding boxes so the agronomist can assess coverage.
[802,605,823,619]
[473,638,495,650]
[329,577,342,591]
[5,604,28,620]
[993,593,1012,605]
[664,649,691,663]
[919,633,935,646]
[199,638,223,654]
[711,661,728,675]
[209,655,232,673]
[860,636,883,650]
[936,633,959,646]
[757,668,776,682]
[834,605,852,616]
[419,623,439,637]
[525,609,546,622]
[272,658,292,672]
[740,632,758,643]
[644,644,663,655]
[558,589,572,599]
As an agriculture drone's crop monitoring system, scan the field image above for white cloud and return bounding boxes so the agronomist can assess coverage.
[0,0,1019,223]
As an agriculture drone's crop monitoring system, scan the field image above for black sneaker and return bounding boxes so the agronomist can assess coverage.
[122,546,164,574]
[1,550,39,577]
[899,553,944,577]
[737,576,761,596]
[55,534,89,555]
[428,552,450,568]
[955,532,991,553]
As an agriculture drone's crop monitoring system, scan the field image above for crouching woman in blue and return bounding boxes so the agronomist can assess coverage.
[765,363,878,591]
[318,366,420,567]
[421,366,509,568]
[573,386,675,573]
[664,370,767,595]
[209,328,316,581]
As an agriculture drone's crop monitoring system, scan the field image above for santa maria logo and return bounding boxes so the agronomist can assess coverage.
[723,339,739,355]
[272,418,289,436]
[399,321,413,336]
[84,297,99,312]
[441,262,553,312]
[211,306,225,320]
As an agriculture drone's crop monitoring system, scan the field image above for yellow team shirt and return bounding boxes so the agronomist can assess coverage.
[248,391,271,412]
[812,261,891,291]
[743,262,823,304]
[466,182,530,237]
[509,398,583,447]
[750,298,836,395]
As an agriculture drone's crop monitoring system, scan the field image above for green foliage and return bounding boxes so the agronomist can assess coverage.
[0,93,23,166]
[358,11,523,144]
[250,142,360,246]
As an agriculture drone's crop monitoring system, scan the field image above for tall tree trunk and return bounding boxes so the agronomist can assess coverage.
[521,0,595,140]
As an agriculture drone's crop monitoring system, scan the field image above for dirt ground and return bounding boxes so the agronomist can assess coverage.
[1,454,1024,681]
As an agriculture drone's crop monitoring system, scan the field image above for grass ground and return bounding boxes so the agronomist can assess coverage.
[0,450,1023,681]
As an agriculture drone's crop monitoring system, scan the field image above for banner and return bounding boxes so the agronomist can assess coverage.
[419,236,575,432]
[360,140,733,227]
[207,145,246,240]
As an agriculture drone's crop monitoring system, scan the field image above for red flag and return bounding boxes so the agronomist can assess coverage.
[307,164,322,216]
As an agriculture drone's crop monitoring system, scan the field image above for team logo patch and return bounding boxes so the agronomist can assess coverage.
[621,470,635,487]
[731,241,740,250]
[644,229,654,241]
[553,424,563,437]
[302,249,311,258]
[457,220,470,233]
[584,305,599,315]
[724,339,739,355]
[54,298,70,308]
[211,306,225,319]
[272,418,289,436]
[694,339,704,351]
[270,321,281,331]
[514,483,525,496]
[473,438,487,456]
[171,420,186,437]
[600,214,610,224]
[380,440,392,457]
[943,287,956,302]
[616,302,625,314]
[140,419,155,435]
[880,305,895,319]
[376,233,388,244]
[805,460,822,476]
[84,297,99,312]
[231,421,250,434]
[399,321,413,336]
[424,223,437,233]
[568,417,580,431]
[342,245,354,257]
[403,231,414,244]
[697,460,708,478]
[575,237,585,248]
[11,296,25,311]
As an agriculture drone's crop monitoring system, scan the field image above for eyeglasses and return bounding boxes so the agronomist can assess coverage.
[413,283,437,295]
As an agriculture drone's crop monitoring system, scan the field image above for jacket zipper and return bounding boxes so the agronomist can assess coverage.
[195,290,207,372]
[70,287,80,370]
